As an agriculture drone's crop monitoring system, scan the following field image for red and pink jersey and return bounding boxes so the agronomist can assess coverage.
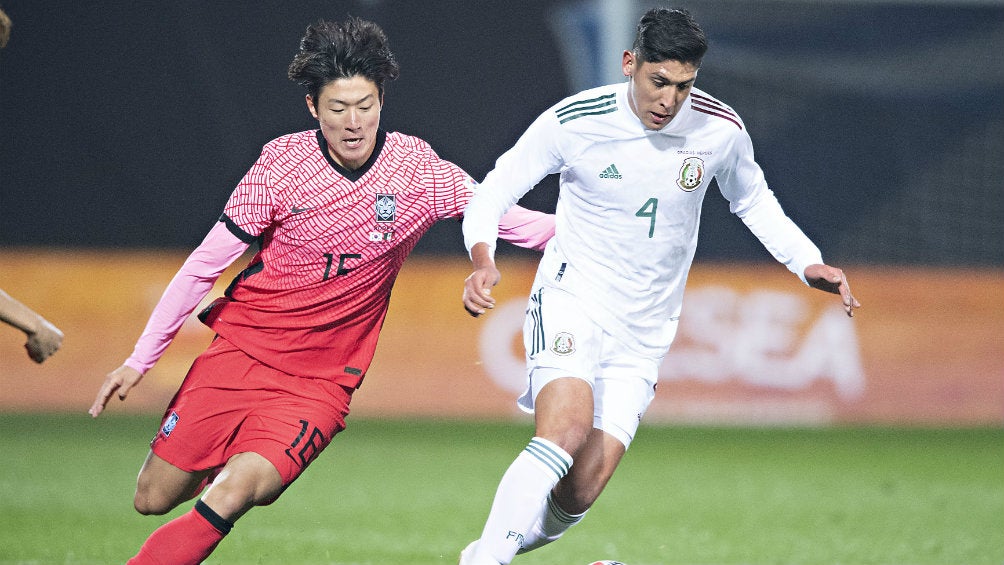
[198,129,486,387]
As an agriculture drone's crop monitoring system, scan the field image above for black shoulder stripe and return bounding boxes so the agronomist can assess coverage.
[219,213,258,244]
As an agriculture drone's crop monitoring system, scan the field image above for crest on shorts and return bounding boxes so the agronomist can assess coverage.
[161,411,179,438]
[551,332,575,355]
[676,157,705,192]
[375,194,395,222]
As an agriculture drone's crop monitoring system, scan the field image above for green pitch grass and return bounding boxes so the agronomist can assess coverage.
[0,413,1000,565]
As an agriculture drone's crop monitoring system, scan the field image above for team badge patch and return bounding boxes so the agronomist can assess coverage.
[375,194,395,222]
[551,332,575,356]
[161,411,179,438]
[676,157,705,192]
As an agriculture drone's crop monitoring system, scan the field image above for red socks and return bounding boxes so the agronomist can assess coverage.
[126,500,234,565]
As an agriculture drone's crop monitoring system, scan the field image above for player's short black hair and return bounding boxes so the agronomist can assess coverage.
[632,8,708,66]
[287,18,400,107]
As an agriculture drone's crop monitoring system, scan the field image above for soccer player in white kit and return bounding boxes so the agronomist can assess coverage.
[458,8,860,565]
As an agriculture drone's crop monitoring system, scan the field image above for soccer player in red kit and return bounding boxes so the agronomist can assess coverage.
[88,18,554,565]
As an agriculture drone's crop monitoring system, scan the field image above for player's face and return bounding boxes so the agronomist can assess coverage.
[622,51,698,130]
[307,76,383,171]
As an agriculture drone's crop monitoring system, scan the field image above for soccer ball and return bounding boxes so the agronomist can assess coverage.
[588,562,627,565]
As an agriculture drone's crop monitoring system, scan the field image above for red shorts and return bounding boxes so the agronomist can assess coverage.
[151,336,353,487]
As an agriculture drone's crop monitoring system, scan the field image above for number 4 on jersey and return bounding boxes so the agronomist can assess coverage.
[635,197,658,238]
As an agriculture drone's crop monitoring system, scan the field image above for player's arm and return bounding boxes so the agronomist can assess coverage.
[740,199,859,316]
[462,184,511,317]
[720,129,860,317]
[463,202,556,315]
[0,289,64,363]
[462,110,563,316]
[427,139,553,251]
[88,221,249,417]
[497,205,555,251]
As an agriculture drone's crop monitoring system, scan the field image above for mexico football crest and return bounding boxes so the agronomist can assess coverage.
[551,332,575,356]
[676,157,705,192]
[375,193,396,222]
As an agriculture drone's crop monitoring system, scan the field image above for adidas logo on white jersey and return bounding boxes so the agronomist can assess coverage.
[599,164,622,179]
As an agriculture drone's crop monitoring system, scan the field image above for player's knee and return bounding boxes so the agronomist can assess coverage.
[535,378,595,456]
[570,425,594,456]
[133,472,195,515]
[201,465,283,518]
[133,487,176,516]
[203,480,256,516]
[543,421,592,458]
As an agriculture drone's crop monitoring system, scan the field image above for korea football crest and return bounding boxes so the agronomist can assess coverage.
[370,193,396,242]
[676,157,705,192]
[161,411,179,438]
[375,194,396,222]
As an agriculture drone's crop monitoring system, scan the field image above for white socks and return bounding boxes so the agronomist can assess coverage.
[517,491,587,554]
[469,437,572,565]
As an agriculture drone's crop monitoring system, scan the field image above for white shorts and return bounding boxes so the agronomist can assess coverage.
[517,285,660,448]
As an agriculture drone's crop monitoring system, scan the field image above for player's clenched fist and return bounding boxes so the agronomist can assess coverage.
[463,242,501,317]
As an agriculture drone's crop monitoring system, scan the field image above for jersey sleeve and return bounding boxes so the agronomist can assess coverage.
[124,221,249,373]
[463,110,564,258]
[496,206,555,251]
[220,145,280,240]
[421,140,554,250]
[420,143,477,220]
[716,127,823,284]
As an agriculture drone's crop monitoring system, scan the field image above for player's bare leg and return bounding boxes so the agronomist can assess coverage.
[553,427,626,514]
[462,377,591,565]
[201,451,284,521]
[128,451,283,564]
[534,377,595,454]
[516,426,627,554]
[133,451,211,515]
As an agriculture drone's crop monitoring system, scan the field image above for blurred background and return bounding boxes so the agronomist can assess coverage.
[1,0,1002,426]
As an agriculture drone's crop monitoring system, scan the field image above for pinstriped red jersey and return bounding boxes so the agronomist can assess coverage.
[199,129,473,387]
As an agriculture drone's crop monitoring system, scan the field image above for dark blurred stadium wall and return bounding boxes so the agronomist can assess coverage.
[1,1,1001,265]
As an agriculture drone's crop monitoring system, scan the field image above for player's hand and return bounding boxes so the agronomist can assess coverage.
[463,265,501,317]
[89,364,144,418]
[804,263,861,317]
[24,318,63,363]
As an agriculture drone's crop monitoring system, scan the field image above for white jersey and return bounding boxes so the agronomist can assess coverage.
[464,82,823,358]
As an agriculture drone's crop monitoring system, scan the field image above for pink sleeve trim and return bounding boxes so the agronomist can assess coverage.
[496,205,555,252]
[124,222,249,374]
